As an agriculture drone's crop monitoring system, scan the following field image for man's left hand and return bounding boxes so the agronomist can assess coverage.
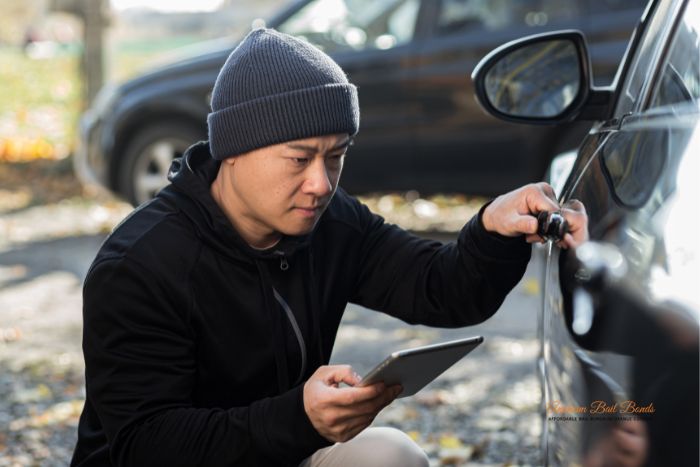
[482,182,588,249]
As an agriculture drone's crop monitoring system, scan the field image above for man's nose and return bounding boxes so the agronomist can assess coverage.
[302,159,333,197]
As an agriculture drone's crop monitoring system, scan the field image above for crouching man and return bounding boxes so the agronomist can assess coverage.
[71,28,586,467]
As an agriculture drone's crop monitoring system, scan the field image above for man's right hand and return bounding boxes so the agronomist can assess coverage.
[303,365,402,443]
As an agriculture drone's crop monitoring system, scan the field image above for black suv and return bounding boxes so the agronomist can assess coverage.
[76,0,645,205]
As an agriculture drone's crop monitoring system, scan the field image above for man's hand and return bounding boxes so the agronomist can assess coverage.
[482,182,589,249]
[303,365,402,443]
[609,420,648,467]
[584,420,648,467]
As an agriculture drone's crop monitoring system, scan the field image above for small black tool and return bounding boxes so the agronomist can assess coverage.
[537,211,569,242]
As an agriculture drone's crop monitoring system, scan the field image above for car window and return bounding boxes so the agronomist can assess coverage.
[435,0,580,36]
[649,1,700,108]
[277,0,421,53]
[600,128,667,208]
[615,0,683,115]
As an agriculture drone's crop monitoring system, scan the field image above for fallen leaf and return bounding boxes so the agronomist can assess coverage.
[439,434,464,449]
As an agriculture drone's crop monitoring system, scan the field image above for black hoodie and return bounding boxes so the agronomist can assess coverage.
[71,141,531,466]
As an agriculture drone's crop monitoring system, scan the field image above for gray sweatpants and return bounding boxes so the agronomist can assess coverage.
[299,427,429,467]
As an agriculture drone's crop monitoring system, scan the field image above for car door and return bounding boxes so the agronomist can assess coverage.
[540,0,699,464]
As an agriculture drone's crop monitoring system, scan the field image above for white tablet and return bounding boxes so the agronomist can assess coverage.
[357,336,484,398]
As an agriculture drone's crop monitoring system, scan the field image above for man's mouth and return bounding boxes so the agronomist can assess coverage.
[295,206,323,217]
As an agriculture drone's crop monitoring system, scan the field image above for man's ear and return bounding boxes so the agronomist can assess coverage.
[223,157,236,167]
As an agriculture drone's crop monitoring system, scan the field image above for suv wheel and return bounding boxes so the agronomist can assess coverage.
[118,123,203,205]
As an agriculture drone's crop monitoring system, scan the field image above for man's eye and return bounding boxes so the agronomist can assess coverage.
[292,157,310,165]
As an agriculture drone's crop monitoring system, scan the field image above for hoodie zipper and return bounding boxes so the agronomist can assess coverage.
[274,251,289,271]
[272,288,307,386]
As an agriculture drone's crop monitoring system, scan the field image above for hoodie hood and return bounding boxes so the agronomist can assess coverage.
[163,140,312,263]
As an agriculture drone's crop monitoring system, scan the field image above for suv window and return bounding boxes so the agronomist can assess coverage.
[615,0,683,115]
[649,1,700,108]
[601,128,667,209]
[277,0,421,53]
[435,0,581,36]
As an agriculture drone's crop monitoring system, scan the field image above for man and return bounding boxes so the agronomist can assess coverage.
[72,28,585,466]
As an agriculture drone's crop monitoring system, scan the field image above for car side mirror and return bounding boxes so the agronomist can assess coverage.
[472,30,612,124]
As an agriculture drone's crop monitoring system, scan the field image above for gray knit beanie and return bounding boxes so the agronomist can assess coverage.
[207,28,360,160]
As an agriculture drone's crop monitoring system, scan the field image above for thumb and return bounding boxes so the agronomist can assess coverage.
[323,365,361,386]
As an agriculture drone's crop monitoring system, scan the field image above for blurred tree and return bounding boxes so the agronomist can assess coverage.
[50,0,109,107]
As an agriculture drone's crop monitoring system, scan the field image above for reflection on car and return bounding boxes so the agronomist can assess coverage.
[74,0,645,205]
[472,0,698,465]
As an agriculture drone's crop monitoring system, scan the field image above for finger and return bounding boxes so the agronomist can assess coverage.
[612,427,645,457]
[361,384,402,412]
[525,189,560,216]
[561,233,575,249]
[536,182,557,201]
[563,198,586,213]
[526,233,545,243]
[560,207,589,247]
[322,404,377,425]
[513,214,539,235]
[323,365,362,387]
[619,420,646,436]
[327,396,390,427]
[332,383,387,406]
[388,384,403,398]
[611,438,646,467]
[561,207,588,230]
[526,233,545,242]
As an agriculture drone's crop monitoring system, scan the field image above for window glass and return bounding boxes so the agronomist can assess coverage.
[436,0,580,36]
[615,1,681,114]
[649,1,700,108]
[600,129,667,208]
[277,0,420,53]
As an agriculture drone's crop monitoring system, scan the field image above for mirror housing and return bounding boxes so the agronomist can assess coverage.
[472,30,613,124]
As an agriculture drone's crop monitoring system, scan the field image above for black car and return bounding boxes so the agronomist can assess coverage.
[473,0,698,464]
[75,0,645,205]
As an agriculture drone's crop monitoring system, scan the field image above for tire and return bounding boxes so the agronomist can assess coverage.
[117,122,204,205]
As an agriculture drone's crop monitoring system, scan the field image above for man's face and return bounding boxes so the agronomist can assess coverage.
[220,133,351,243]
